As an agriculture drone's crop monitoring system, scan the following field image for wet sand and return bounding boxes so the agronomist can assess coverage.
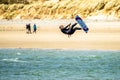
[0,20,120,50]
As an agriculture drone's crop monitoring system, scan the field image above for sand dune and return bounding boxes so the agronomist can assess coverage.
[0,0,120,19]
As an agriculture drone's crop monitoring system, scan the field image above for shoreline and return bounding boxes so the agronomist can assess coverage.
[0,48,120,51]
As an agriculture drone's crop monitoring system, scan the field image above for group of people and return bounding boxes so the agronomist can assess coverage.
[26,23,37,34]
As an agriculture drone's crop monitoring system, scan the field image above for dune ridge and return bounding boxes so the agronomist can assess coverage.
[0,0,119,19]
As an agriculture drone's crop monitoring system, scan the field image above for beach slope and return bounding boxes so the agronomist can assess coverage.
[0,20,120,50]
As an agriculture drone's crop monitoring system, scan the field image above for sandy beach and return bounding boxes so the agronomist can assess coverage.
[0,20,120,50]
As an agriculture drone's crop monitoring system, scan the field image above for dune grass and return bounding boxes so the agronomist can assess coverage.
[0,0,119,19]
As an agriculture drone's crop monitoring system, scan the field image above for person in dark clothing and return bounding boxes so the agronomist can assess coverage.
[26,23,31,34]
[59,23,82,37]
[28,24,31,34]
[26,24,28,33]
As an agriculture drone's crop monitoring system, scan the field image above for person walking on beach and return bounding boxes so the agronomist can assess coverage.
[33,23,37,33]
[26,23,31,34]
[59,23,82,37]
[26,24,28,33]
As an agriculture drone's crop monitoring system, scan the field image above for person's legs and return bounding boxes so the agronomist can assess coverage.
[74,27,82,30]
[68,23,77,32]
[63,23,79,36]
[34,29,36,33]
[67,27,81,35]
[70,23,77,30]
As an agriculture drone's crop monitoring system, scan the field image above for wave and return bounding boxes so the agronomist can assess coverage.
[1,58,27,63]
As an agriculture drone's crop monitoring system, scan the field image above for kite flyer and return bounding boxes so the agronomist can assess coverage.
[59,23,82,37]
[59,15,89,37]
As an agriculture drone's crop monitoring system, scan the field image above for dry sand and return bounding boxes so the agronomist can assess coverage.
[0,20,120,50]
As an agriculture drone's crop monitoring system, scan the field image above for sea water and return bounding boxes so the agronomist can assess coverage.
[0,48,120,80]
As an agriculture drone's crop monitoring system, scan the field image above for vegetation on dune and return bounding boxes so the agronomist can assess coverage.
[0,0,119,19]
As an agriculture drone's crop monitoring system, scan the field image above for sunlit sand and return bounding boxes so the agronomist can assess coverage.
[0,20,120,50]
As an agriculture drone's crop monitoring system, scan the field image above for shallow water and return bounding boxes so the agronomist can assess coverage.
[0,48,120,80]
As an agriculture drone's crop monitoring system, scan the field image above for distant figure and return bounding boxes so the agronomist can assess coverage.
[26,23,31,34]
[33,24,37,33]
[26,24,29,34]
[59,23,82,37]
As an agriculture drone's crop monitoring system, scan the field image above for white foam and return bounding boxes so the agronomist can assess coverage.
[2,58,18,62]
[2,58,27,63]
[89,55,96,58]
[17,52,21,55]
